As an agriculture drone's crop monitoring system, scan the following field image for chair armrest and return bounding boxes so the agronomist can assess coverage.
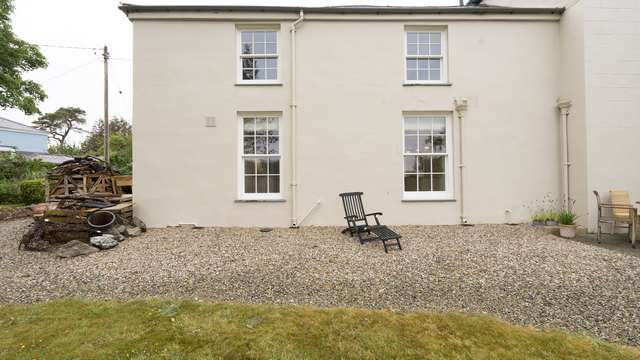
[344,215,357,220]
[365,212,383,217]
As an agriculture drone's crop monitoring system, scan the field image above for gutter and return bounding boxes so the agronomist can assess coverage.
[289,10,304,228]
[119,4,565,16]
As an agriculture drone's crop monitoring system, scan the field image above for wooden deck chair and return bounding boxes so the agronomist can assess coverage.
[339,192,402,253]
[593,190,637,247]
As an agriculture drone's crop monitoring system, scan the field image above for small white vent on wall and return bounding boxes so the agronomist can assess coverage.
[205,116,216,127]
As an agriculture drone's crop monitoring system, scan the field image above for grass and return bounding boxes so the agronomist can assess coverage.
[0,299,637,360]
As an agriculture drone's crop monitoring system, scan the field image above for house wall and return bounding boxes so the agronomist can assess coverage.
[132,15,562,227]
[582,0,640,230]
[0,129,48,153]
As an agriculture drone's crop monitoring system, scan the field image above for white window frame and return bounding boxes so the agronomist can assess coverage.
[403,27,448,84]
[402,113,454,201]
[237,113,283,200]
[236,27,281,85]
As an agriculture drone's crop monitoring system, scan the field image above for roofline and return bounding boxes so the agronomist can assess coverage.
[118,4,565,16]
[0,117,48,135]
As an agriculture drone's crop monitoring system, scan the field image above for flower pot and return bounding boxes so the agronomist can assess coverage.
[531,220,545,226]
[545,220,558,226]
[559,224,577,238]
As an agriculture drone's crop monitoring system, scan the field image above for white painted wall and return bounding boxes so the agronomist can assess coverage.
[131,13,563,227]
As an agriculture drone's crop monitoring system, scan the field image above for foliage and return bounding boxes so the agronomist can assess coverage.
[81,117,132,174]
[559,209,578,225]
[0,299,637,359]
[0,180,20,204]
[526,194,563,224]
[33,107,87,147]
[48,143,84,157]
[0,0,48,115]
[0,153,51,181]
[19,179,44,204]
[81,116,131,154]
[531,212,547,223]
[545,211,560,222]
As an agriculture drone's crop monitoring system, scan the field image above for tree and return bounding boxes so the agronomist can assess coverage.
[0,0,48,115]
[81,116,131,154]
[33,107,87,147]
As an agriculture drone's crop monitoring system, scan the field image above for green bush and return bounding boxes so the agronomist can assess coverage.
[0,153,52,181]
[558,210,578,225]
[19,179,45,205]
[0,180,21,204]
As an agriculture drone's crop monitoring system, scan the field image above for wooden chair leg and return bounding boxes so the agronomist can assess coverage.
[596,223,601,243]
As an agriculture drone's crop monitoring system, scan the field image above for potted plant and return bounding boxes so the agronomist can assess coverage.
[558,210,578,238]
[545,211,559,226]
[531,212,546,226]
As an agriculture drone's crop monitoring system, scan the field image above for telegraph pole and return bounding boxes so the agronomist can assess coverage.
[102,45,110,164]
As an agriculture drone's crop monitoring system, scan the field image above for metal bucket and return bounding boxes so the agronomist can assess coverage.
[87,211,116,230]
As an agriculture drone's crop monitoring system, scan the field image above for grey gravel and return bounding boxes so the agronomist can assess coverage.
[1,218,640,345]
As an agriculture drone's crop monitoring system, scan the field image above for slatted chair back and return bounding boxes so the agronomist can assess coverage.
[610,190,631,219]
[339,192,368,226]
[593,190,603,217]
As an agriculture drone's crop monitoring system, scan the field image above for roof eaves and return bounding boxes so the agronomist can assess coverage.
[118,3,565,16]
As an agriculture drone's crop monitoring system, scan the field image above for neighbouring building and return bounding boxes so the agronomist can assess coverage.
[0,116,48,154]
[121,0,640,230]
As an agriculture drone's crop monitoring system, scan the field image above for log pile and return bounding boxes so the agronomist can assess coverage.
[47,157,121,199]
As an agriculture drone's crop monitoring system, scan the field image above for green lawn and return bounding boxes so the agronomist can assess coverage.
[0,299,637,360]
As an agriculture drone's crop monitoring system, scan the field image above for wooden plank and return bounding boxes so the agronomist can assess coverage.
[102,202,133,211]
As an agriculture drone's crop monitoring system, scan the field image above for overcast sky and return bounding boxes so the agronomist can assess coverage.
[2,0,458,145]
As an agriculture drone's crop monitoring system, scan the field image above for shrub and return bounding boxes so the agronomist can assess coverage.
[545,211,560,222]
[0,180,21,204]
[19,179,45,205]
[558,210,577,225]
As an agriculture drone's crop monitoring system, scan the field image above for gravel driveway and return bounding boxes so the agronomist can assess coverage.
[2,218,640,345]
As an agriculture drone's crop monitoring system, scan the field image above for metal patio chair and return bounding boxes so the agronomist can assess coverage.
[593,190,637,247]
[339,192,402,253]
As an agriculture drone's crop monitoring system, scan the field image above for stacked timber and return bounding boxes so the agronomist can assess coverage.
[40,209,90,243]
[46,157,120,199]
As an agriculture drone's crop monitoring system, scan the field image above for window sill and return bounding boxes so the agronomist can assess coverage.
[235,82,283,87]
[235,199,286,203]
[403,82,452,87]
[402,198,456,202]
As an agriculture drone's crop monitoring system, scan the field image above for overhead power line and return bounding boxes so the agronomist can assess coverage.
[36,44,101,51]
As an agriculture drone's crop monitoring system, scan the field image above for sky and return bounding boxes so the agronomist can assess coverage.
[2,0,458,145]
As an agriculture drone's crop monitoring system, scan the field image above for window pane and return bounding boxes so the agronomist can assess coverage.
[268,175,279,193]
[268,136,279,154]
[429,32,441,44]
[429,59,441,70]
[256,158,268,174]
[433,136,446,153]
[255,58,266,69]
[430,70,440,81]
[266,58,278,68]
[243,118,255,135]
[418,70,428,81]
[418,135,432,153]
[404,155,417,173]
[241,32,253,42]
[241,43,252,54]
[256,118,267,135]
[242,69,254,80]
[254,42,265,55]
[417,155,431,173]
[404,135,417,153]
[433,174,445,191]
[418,32,429,43]
[430,43,441,55]
[254,31,265,42]
[244,159,255,175]
[407,32,418,43]
[406,69,417,81]
[418,44,429,55]
[407,44,417,55]
[266,69,277,80]
[407,59,417,70]
[245,175,256,193]
[255,136,267,154]
[256,176,268,193]
[433,117,446,135]
[243,136,254,154]
[418,174,431,192]
[266,43,277,54]
[268,158,280,174]
[255,68,265,80]
[432,155,446,172]
[242,58,254,69]
[267,118,279,135]
[404,174,417,192]
[265,31,277,42]
[418,117,432,134]
[404,117,418,135]
[417,59,429,70]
